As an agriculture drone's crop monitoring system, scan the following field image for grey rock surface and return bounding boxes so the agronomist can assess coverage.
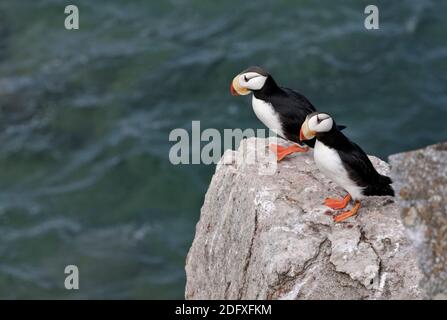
[186,137,424,300]
[389,142,447,299]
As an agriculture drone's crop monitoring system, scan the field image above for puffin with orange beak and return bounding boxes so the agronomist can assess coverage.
[230,66,317,161]
[300,112,394,222]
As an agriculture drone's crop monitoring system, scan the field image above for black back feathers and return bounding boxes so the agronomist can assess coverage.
[317,127,394,197]
[253,79,317,147]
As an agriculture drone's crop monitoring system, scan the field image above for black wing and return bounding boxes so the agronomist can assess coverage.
[320,129,394,196]
[281,88,317,113]
[272,87,316,145]
[338,141,381,187]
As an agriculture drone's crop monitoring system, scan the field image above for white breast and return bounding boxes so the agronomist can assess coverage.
[313,140,364,200]
[252,95,285,138]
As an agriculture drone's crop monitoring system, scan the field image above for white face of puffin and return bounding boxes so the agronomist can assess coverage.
[308,113,334,133]
[300,112,334,141]
[231,71,268,96]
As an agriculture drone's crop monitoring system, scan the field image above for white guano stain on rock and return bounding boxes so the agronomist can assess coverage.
[254,187,277,217]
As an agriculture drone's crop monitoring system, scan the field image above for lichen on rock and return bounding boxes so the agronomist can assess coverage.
[390,142,447,299]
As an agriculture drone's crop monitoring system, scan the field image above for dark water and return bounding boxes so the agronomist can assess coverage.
[0,0,446,298]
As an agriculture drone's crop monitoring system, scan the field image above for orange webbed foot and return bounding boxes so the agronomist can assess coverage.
[324,194,351,210]
[269,144,309,162]
[333,201,361,223]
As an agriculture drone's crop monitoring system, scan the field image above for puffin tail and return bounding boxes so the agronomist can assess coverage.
[365,175,395,197]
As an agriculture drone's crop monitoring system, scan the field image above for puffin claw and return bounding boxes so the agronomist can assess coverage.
[333,201,361,223]
[324,194,351,210]
[269,144,285,153]
[269,144,309,162]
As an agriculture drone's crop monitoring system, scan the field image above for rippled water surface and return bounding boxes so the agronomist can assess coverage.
[0,0,446,298]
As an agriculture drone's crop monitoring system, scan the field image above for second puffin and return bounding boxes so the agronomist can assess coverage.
[300,112,394,222]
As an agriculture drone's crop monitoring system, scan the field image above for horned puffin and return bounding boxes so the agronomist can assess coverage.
[230,66,317,161]
[299,112,394,222]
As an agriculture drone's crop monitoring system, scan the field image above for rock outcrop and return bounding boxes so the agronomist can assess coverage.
[185,137,424,300]
[389,142,447,299]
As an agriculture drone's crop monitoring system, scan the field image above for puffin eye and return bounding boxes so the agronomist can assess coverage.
[244,75,248,82]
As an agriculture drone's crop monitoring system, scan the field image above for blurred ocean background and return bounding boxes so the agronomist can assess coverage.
[0,0,446,299]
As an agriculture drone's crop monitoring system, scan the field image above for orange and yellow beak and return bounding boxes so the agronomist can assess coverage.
[300,119,316,142]
[230,74,250,96]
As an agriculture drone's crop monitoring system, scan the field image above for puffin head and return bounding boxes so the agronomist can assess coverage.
[300,112,334,141]
[230,66,269,96]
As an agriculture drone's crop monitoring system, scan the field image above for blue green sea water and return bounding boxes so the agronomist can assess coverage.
[0,0,446,298]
